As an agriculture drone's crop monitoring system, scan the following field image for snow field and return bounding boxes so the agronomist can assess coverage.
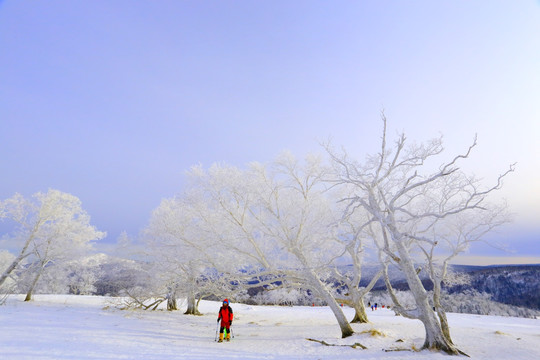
[0,295,539,359]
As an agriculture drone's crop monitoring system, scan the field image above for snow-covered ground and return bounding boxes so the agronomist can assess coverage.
[1,295,538,359]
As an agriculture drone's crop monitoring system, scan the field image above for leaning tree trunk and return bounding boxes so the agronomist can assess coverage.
[304,268,354,338]
[0,253,28,289]
[0,229,38,288]
[293,248,354,338]
[24,265,45,302]
[322,289,354,338]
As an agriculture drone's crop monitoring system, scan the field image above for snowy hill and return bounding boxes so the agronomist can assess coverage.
[449,264,540,310]
[1,295,539,359]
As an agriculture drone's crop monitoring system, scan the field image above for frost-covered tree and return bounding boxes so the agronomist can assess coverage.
[252,287,312,306]
[326,115,513,354]
[143,192,236,313]
[0,190,105,300]
[190,153,354,337]
[91,255,147,297]
[145,196,200,312]
[64,256,105,295]
[254,153,355,337]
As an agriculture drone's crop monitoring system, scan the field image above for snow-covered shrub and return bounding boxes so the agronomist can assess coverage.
[250,288,322,306]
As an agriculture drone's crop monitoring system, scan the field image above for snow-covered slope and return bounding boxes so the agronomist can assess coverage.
[1,295,538,359]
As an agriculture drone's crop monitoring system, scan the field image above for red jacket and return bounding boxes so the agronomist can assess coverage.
[218,305,233,325]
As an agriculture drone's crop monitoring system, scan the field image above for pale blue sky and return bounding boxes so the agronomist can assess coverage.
[1,1,539,264]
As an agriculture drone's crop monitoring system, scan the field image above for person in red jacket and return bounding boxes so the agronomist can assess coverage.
[217,299,234,342]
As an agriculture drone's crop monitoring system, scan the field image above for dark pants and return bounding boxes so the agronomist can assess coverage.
[220,322,230,334]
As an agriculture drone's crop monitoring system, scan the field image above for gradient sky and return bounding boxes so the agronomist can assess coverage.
[1,1,539,264]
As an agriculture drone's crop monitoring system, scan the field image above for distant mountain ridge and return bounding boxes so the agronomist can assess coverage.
[364,264,540,311]
[449,264,540,310]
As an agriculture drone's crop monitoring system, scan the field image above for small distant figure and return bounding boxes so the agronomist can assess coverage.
[374,303,378,310]
[368,301,371,307]
[371,305,374,311]
[217,299,234,342]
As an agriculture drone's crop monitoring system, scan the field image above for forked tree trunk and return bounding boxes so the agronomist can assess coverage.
[351,300,369,323]
[418,304,457,353]
[350,269,382,323]
[166,290,178,311]
[394,240,459,355]
[184,292,201,315]
[349,269,383,324]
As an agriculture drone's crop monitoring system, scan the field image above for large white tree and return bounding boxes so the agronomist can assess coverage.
[189,153,355,337]
[326,115,513,354]
[0,190,105,300]
[252,153,355,337]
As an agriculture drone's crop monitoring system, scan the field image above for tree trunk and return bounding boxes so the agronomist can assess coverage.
[166,291,178,311]
[184,292,201,315]
[419,310,458,354]
[351,300,369,323]
[394,240,459,354]
[0,255,26,289]
[24,267,44,302]
[324,291,354,338]
[0,231,37,288]
[432,278,454,345]
[292,247,354,338]
[437,309,453,345]
[350,268,382,323]
[305,269,354,338]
